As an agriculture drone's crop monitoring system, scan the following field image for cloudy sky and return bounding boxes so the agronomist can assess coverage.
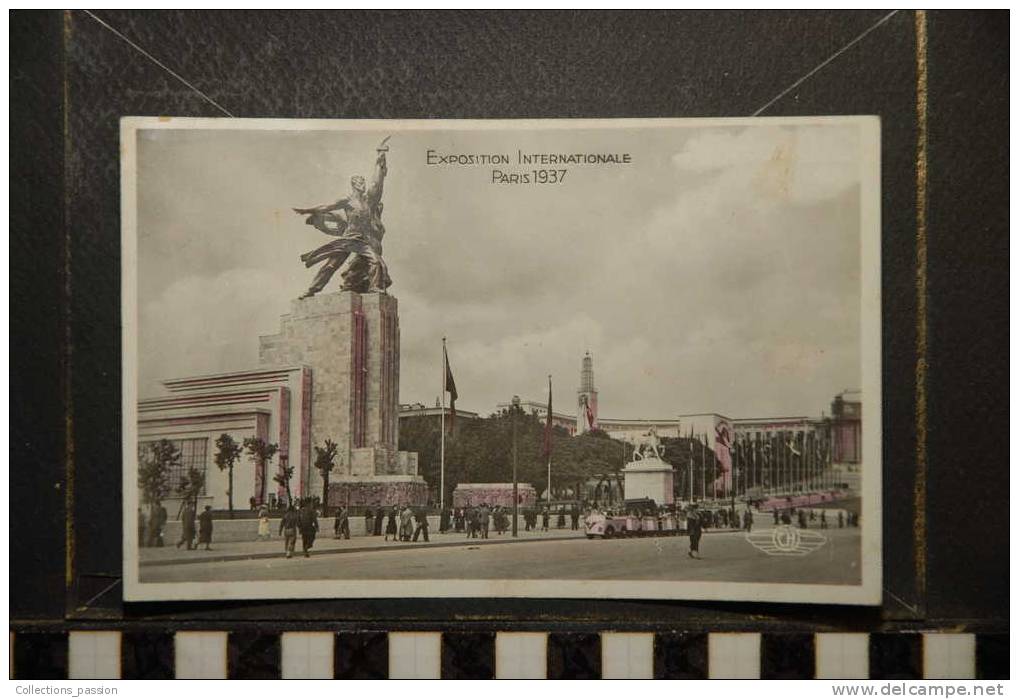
[135,120,866,420]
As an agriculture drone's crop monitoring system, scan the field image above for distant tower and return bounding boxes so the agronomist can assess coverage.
[577,351,599,434]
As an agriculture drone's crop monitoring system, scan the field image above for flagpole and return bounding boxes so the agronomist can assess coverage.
[807,432,812,491]
[440,337,446,510]
[785,431,791,495]
[794,432,802,493]
[701,433,706,502]
[546,375,552,508]
[793,432,797,493]
[546,456,552,506]
[512,395,518,538]
[687,425,694,502]
[794,431,799,492]
[792,432,797,492]
[789,431,794,494]
[788,432,793,493]
[752,437,758,495]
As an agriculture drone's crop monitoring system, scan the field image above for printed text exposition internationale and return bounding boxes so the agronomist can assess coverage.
[425,149,633,185]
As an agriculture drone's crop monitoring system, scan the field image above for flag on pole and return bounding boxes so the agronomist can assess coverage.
[444,344,458,433]
[584,397,595,429]
[542,376,553,460]
[712,421,733,495]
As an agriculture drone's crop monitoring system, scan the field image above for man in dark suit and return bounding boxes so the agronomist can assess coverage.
[687,505,702,559]
[334,506,350,539]
[412,507,430,542]
[197,505,214,551]
[154,504,168,547]
[280,503,300,558]
[177,501,196,550]
[298,499,319,557]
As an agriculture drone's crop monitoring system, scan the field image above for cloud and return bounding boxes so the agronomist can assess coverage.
[138,267,291,396]
[135,123,865,420]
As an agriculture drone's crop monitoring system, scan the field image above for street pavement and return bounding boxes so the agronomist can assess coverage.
[140,526,587,567]
[140,513,861,585]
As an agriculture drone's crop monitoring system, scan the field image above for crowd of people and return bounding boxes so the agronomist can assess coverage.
[347,503,583,542]
[771,506,859,529]
[277,498,321,558]
[140,494,861,564]
[137,501,214,550]
[439,503,582,537]
[355,504,433,542]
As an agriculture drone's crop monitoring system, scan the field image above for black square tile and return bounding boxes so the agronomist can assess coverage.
[121,632,174,680]
[654,632,708,679]
[547,633,600,680]
[870,633,922,679]
[976,634,1008,680]
[335,631,389,679]
[228,632,280,679]
[761,633,815,679]
[13,632,68,680]
[441,632,495,679]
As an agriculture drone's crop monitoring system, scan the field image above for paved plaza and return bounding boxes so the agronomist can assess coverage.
[140,513,861,586]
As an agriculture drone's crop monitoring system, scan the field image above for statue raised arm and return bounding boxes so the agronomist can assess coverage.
[292,137,394,297]
[367,136,389,207]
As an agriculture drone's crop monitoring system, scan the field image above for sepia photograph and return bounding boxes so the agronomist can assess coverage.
[122,116,881,604]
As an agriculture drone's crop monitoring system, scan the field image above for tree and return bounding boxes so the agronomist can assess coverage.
[660,436,722,502]
[273,457,294,505]
[244,437,280,505]
[214,433,243,518]
[139,439,177,509]
[398,413,441,496]
[399,408,630,502]
[314,439,339,515]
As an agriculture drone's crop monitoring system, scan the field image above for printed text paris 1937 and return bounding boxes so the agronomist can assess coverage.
[425,147,633,185]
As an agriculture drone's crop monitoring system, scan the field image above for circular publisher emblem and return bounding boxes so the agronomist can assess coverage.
[745,525,827,557]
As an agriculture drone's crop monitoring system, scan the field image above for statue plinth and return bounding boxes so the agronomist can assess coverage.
[258,291,424,505]
[623,457,675,505]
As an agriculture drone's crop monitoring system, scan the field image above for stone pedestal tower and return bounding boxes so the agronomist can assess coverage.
[577,351,599,434]
[259,291,426,506]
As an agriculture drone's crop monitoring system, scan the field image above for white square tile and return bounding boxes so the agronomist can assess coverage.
[708,633,760,679]
[601,633,654,679]
[924,634,976,679]
[816,633,869,679]
[496,632,547,679]
[388,632,441,679]
[175,631,228,679]
[68,631,121,679]
[281,632,333,679]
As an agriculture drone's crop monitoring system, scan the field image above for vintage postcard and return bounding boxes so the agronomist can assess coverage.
[122,116,881,604]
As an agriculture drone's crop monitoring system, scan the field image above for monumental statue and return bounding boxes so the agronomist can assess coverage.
[293,137,393,297]
[632,426,665,461]
[624,426,673,504]
[263,134,424,508]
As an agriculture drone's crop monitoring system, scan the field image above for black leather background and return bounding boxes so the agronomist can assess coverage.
[10,10,1007,631]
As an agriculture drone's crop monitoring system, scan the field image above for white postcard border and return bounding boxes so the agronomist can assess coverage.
[121,116,883,605]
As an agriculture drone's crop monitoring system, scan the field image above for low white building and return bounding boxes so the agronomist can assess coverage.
[138,367,312,513]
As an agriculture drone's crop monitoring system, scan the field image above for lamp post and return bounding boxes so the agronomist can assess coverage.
[730,467,738,526]
[512,396,519,537]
